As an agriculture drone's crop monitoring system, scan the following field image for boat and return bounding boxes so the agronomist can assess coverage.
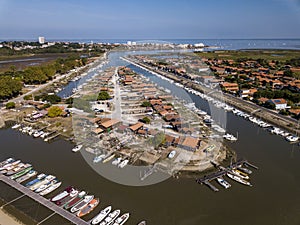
[35,179,58,193]
[63,191,86,209]
[168,150,176,159]
[70,195,94,213]
[0,158,15,167]
[29,175,56,191]
[10,166,33,180]
[103,154,115,163]
[227,173,252,186]
[7,163,32,176]
[91,205,112,224]
[5,163,26,176]
[25,173,46,187]
[237,166,252,175]
[113,213,130,225]
[230,169,249,180]
[93,154,106,163]
[112,157,122,166]
[72,145,83,152]
[16,170,37,183]
[0,160,21,172]
[137,221,146,225]
[216,177,231,189]
[50,186,74,203]
[56,189,79,206]
[118,159,129,168]
[223,133,237,142]
[12,124,21,129]
[76,198,99,217]
[40,181,62,196]
[286,135,299,143]
[100,209,120,225]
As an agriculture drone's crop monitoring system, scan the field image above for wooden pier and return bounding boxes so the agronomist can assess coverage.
[0,174,89,225]
[196,160,258,191]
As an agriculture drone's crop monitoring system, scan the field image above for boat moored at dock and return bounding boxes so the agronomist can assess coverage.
[76,197,99,217]
[100,209,120,225]
[113,212,130,225]
[91,205,112,224]
[39,181,62,196]
[63,191,86,209]
[10,166,33,180]
[25,173,46,187]
[227,173,252,186]
[216,177,231,189]
[70,194,94,213]
[50,186,74,203]
[16,170,37,183]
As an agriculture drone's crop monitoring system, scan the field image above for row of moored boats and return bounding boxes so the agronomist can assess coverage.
[12,124,57,142]
[0,157,146,225]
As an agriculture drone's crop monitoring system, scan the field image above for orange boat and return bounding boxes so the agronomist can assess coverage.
[76,198,99,217]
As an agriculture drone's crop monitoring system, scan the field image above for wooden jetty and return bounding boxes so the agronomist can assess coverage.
[196,160,258,191]
[0,174,89,225]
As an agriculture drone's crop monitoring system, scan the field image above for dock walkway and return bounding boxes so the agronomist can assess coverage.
[0,174,89,225]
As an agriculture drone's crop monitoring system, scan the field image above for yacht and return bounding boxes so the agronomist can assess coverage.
[286,135,299,143]
[29,175,56,191]
[227,173,252,186]
[50,186,74,203]
[223,133,237,142]
[70,195,94,213]
[10,166,33,180]
[12,124,21,129]
[118,159,129,168]
[35,179,58,193]
[16,170,37,183]
[230,169,249,180]
[112,157,122,166]
[25,173,46,187]
[216,177,231,189]
[72,145,83,152]
[101,209,120,225]
[40,182,62,196]
[113,213,130,225]
[93,154,106,163]
[76,198,99,217]
[56,189,79,206]
[91,206,112,224]
[64,191,86,209]
[237,166,252,175]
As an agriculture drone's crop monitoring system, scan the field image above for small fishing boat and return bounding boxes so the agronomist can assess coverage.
[113,213,130,225]
[63,191,86,209]
[91,205,112,224]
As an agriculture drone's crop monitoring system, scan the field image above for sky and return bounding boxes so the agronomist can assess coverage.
[0,0,300,40]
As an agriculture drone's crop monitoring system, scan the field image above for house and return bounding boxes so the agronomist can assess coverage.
[177,136,199,152]
[288,109,300,118]
[220,82,239,93]
[129,122,144,133]
[99,119,121,132]
[267,99,288,110]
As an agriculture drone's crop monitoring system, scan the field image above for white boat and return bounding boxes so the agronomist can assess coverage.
[35,179,58,193]
[93,154,106,163]
[223,133,237,142]
[29,175,56,191]
[227,173,252,186]
[72,145,83,152]
[168,150,176,159]
[51,186,75,202]
[16,170,37,183]
[70,195,94,213]
[113,213,130,225]
[40,182,62,196]
[101,209,120,225]
[12,124,21,129]
[91,205,112,224]
[286,135,299,143]
[103,154,115,163]
[118,159,129,168]
[230,169,249,180]
[137,221,146,225]
[112,157,122,165]
[216,177,231,189]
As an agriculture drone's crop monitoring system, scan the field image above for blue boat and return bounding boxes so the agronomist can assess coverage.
[25,173,46,187]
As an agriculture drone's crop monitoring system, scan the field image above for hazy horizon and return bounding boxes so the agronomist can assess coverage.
[0,0,300,40]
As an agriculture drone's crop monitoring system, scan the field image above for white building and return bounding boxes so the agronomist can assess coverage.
[267,98,288,110]
[38,36,45,44]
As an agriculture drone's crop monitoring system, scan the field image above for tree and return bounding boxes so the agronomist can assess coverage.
[47,106,63,118]
[141,101,151,107]
[97,91,111,100]
[6,102,15,109]
[0,76,22,100]
[42,94,61,104]
[141,116,151,124]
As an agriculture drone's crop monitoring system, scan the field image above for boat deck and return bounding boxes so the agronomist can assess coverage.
[0,174,89,225]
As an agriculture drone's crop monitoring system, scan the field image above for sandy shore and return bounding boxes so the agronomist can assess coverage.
[0,209,25,225]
